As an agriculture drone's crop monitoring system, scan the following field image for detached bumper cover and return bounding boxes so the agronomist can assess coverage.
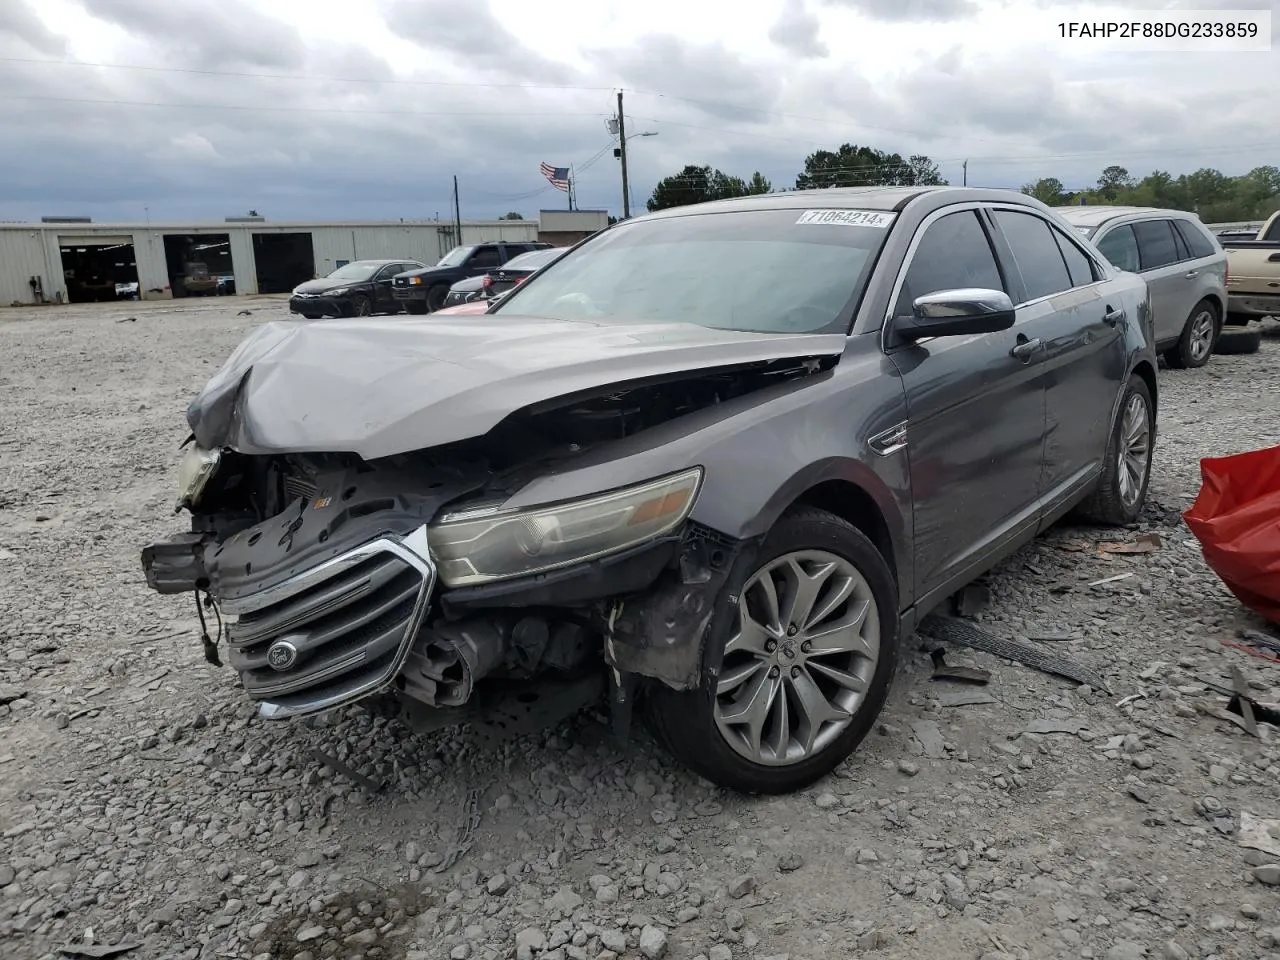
[221,525,436,719]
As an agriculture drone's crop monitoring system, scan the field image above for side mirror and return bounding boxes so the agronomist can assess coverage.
[895,288,1016,340]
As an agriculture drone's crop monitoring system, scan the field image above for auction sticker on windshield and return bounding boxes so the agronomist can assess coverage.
[796,210,897,228]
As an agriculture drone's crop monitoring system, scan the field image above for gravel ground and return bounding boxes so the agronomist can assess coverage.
[1,298,1279,960]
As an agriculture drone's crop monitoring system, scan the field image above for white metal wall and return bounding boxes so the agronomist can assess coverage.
[0,228,55,306]
[1,220,544,305]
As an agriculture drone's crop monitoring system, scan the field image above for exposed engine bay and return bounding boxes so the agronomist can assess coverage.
[141,356,834,739]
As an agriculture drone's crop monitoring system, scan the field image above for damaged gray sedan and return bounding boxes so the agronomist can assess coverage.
[140,186,1158,794]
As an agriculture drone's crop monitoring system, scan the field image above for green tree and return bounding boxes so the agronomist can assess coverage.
[907,155,947,186]
[745,171,773,195]
[646,164,755,212]
[1096,165,1136,201]
[500,211,524,220]
[1021,177,1070,206]
[795,143,946,190]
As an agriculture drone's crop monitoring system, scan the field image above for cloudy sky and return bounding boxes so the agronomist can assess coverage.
[0,0,1275,222]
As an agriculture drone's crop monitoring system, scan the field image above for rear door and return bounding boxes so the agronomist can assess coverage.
[985,207,1126,514]
[1130,218,1187,345]
[1171,217,1229,318]
[884,206,1048,600]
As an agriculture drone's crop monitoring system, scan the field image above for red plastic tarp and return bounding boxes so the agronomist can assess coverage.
[1184,444,1280,626]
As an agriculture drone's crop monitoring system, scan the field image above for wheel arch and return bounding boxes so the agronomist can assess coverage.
[1131,358,1157,417]
[747,459,909,608]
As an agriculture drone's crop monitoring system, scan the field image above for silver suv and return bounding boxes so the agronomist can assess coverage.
[1055,206,1228,369]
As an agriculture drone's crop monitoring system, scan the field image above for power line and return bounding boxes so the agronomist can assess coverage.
[0,93,608,119]
[0,55,617,93]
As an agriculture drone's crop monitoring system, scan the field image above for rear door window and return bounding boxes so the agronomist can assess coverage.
[1052,227,1099,287]
[894,210,1005,318]
[1132,219,1180,270]
[991,209,1073,303]
[1173,220,1217,259]
[1095,225,1140,272]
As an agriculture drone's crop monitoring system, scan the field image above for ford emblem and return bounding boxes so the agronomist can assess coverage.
[267,639,298,671]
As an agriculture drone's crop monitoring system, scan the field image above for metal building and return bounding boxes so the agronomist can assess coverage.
[0,217,543,307]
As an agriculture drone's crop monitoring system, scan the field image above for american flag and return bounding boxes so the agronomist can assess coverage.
[540,162,571,192]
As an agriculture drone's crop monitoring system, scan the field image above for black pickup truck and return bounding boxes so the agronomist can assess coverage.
[392,241,549,313]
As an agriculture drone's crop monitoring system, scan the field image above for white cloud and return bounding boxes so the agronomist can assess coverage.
[0,0,1274,220]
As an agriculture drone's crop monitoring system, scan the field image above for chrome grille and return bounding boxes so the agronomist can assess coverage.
[220,527,435,720]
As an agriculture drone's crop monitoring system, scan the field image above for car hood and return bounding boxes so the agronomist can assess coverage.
[293,277,361,295]
[187,316,846,459]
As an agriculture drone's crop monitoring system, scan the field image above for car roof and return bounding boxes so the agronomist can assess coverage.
[349,258,418,266]
[631,186,1057,223]
[1052,205,1199,228]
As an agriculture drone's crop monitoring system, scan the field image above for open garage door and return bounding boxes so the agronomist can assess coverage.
[58,236,140,304]
[164,233,234,297]
[252,233,315,294]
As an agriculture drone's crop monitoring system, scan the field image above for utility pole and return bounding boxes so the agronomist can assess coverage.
[453,175,462,246]
[616,90,631,220]
[962,160,968,187]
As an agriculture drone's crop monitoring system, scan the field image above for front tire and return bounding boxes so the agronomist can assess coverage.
[648,507,899,795]
[1164,298,1218,369]
[404,301,428,315]
[426,285,448,312]
[352,295,373,318]
[1076,373,1154,525]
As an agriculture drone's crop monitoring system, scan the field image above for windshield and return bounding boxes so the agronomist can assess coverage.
[325,262,381,282]
[493,209,891,334]
[504,247,564,271]
[437,246,474,267]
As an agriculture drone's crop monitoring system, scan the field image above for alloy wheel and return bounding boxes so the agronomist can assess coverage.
[1189,309,1215,363]
[1117,393,1151,507]
[355,298,372,317]
[713,550,881,766]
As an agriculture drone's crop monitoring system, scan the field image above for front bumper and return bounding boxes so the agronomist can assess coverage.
[289,295,345,317]
[443,290,487,308]
[217,525,437,720]
[392,284,428,302]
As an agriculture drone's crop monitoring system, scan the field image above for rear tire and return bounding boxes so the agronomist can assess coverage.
[1214,326,1262,355]
[1163,298,1218,369]
[1076,373,1154,526]
[647,507,899,795]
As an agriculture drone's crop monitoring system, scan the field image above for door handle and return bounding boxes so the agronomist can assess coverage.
[1184,271,1199,279]
[1010,336,1042,361]
[1103,305,1125,326]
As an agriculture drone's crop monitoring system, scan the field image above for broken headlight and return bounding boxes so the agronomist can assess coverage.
[428,467,703,587]
[175,445,221,512]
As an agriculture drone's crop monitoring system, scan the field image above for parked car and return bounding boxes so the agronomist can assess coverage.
[442,247,569,308]
[180,262,218,296]
[441,275,488,308]
[392,242,550,313]
[1055,206,1228,369]
[482,246,568,298]
[289,259,427,319]
[1214,209,1280,324]
[140,186,1157,795]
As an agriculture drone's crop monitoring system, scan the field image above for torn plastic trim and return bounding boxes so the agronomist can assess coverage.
[603,524,762,691]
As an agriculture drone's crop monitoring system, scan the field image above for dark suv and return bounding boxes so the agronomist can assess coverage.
[393,241,549,313]
[141,187,1157,795]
